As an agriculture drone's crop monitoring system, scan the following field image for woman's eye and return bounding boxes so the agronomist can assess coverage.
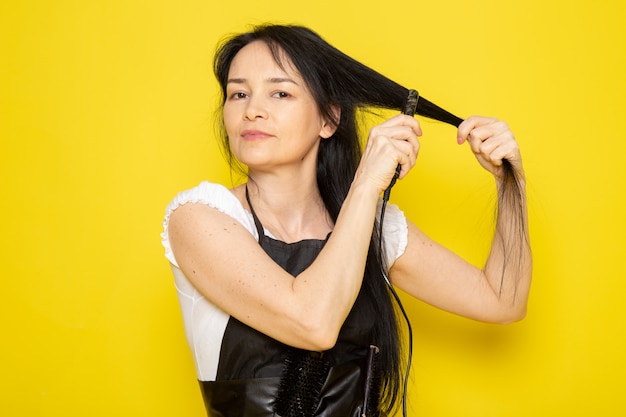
[229,92,247,100]
[273,91,290,98]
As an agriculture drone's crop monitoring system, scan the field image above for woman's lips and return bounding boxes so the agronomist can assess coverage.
[241,130,272,141]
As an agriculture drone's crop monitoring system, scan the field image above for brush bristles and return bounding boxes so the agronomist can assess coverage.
[274,349,330,417]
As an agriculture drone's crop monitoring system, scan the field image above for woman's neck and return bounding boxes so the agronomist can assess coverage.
[238,173,332,243]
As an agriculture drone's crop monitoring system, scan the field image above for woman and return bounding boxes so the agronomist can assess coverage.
[161,24,531,417]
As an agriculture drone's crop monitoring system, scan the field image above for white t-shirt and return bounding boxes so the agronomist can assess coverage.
[161,181,408,381]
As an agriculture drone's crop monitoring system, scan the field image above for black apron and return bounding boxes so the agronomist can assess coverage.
[199,189,382,416]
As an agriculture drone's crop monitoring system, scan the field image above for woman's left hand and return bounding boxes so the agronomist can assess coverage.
[457,116,523,180]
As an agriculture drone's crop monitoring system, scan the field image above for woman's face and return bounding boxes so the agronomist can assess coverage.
[223,41,336,173]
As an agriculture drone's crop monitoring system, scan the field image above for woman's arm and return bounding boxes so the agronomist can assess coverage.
[168,182,376,351]
[390,116,532,323]
[169,114,421,350]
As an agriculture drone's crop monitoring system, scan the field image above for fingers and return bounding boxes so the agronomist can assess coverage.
[357,115,422,192]
[459,116,514,161]
[457,116,523,175]
[367,114,421,177]
[368,114,422,141]
[457,116,497,143]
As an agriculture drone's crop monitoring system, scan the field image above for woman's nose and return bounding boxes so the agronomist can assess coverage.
[243,97,268,120]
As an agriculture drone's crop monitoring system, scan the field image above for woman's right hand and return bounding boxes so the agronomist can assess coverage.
[355,114,422,194]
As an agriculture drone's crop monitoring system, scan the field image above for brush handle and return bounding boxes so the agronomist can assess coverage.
[396,89,419,178]
[385,89,419,197]
[362,345,380,417]
[402,89,419,117]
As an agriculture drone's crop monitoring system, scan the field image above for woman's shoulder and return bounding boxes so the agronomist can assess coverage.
[165,181,240,213]
[161,181,256,266]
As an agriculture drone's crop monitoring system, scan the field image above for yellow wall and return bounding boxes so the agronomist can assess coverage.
[1,0,624,415]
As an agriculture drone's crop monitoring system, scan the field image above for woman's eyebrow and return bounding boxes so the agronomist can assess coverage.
[267,77,298,85]
[226,77,299,85]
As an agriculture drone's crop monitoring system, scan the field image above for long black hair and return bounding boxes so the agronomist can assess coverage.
[212,23,527,414]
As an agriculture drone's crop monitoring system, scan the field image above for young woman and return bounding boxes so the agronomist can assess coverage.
[161,24,531,417]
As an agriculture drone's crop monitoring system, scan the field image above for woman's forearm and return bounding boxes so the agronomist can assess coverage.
[293,179,381,345]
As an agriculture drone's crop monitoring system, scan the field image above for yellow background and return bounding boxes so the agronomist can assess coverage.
[1,0,625,416]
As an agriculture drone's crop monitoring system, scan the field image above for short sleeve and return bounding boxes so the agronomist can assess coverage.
[161,181,258,268]
[378,202,408,269]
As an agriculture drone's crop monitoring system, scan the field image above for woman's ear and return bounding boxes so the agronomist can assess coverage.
[319,104,341,139]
